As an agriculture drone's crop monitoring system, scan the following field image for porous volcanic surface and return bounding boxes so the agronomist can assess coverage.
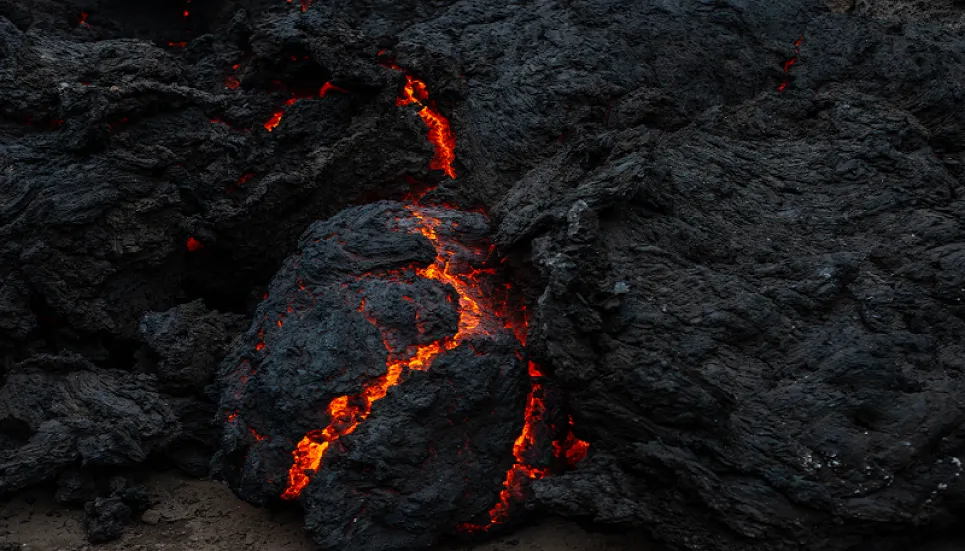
[3,0,965,550]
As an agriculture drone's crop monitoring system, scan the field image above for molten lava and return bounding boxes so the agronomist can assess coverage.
[319,81,348,98]
[282,205,499,499]
[260,48,586,534]
[778,35,804,92]
[78,12,89,26]
[458,361,553,533]
[186,236,203,252]
[383,62,457,179]
[263,111,284,132]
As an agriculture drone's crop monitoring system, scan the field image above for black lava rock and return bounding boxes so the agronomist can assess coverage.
[84,496,131,543]
[0,353,178,496]
[3,0,965,550]
[213,202,535,550]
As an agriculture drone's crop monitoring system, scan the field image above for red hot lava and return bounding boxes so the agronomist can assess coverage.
[282,204,500,499]
[263,82,346,133]
[255,48,586,533]
[778,36,804,92]
[382,59,458,179]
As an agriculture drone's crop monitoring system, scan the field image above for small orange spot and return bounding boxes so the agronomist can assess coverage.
[79,12,89,25]
[183,10,190,17]
[255,342,265,351]
[264,111,284,132]
[225,75,240,89]
[186,237,203,252]
[168,41,187,48]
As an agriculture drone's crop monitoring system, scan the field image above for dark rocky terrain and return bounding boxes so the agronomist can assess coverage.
[2,0,965,550]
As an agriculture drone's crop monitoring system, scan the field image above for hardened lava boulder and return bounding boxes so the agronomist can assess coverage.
[213,201,545,551]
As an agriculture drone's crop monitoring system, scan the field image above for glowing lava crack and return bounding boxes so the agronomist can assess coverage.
[214,55,587,550]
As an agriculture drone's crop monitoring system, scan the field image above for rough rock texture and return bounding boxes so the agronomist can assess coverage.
[0,353,178,495]
[83,477,152,543]
[493,23,965,551]
[212,201,542,551]
[138,300,246,476]
[2,0,965,550]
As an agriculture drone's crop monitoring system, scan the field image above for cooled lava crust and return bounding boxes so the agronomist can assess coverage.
[213,201,582,550]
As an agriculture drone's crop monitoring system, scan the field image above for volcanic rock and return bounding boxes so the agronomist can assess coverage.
[138,299,246,395]
[213,201,547,550]
[0,353,178,497]
[2,0,965,550]
[138,300,246,475]
[497,58,965,551]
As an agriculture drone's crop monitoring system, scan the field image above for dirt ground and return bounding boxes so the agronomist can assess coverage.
[0,473,642,551]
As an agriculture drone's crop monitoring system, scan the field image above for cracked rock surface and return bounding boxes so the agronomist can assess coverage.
[2,0,965,550]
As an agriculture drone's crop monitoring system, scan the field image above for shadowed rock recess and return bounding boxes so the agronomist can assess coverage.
[2,0,965,549]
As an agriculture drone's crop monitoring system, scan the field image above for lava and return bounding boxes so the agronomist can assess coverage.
[778,35,804,92]
[319,81,348,98]
[263,111,284,132]
[186,236,203,252]
[553,415,590,468]
[382,60,457,179]
[168,41,187,48]
[263,83,346,132]
[282,205,498,500]
[458,361,551,533]
[264,49,584,534]
[78,12,89,26]
[225,75,240,90]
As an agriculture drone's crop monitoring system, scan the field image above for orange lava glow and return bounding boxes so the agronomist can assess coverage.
[778,35,804,92]
[79,12,89,26]
[168,41,187,48]
[553,416,590,468]
[459,361,551,533]
[266,52,588,533]
[263,111,284,132]
[387,66,457,179]
[282,204,498,499]
[225,75,240,89]
[186,236,203,252]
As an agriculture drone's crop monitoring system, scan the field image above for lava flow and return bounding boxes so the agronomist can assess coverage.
[275,55,587,533]
[382,59,457,179]
[263,81,347,132]
[281,204,497,499]
[778,35,804,92]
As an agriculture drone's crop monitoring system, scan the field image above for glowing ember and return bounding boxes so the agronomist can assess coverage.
[778,35,804,92]
[384,63,457,179]
[263,111,284,132]
[319,81,348,97]
[186,236,203,252]
[78,12,89,26]
[168,41,187,48]
[553,416,590,468]
[459,361,551,533]
[225,75,240,90]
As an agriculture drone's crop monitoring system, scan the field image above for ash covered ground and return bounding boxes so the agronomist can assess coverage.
[3,0,965,550]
